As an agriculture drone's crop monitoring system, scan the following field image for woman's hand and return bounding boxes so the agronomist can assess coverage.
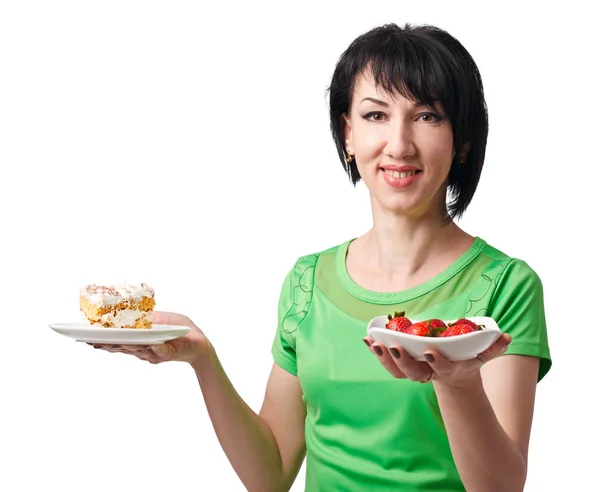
[362,333,512,388]
[91,311,211,367]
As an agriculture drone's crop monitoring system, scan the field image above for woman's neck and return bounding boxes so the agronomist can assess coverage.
[347,206,474,292]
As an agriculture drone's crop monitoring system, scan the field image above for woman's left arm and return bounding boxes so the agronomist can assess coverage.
[432,353,540,492]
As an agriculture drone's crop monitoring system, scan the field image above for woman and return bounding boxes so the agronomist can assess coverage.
[96,23,551,491]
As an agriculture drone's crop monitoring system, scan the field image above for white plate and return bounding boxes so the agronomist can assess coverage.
[49,322,190,345]
[367,316,502,361]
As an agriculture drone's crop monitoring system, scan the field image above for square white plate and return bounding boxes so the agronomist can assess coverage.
[49,322,190,345]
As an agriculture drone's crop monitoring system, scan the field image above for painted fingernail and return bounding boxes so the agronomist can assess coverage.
[390,348,401,359]
[424,353,435,363]
[373,345,383,356]
[363,339,371,348]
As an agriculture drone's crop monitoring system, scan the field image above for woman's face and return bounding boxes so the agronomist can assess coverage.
[344,72,457,218]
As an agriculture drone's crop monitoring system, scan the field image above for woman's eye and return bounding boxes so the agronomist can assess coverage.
[363,112,386,121]
[419,112,442,122]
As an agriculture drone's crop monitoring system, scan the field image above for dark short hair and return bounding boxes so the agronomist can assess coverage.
[327,23,488,220]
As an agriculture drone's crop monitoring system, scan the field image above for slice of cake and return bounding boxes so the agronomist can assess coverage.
[80,282,155,329]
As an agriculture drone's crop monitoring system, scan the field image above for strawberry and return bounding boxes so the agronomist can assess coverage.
[386,311,412,332]
[427,319,447,329]
[402,321,431,337]
[424,318,447,337]
[439,323,477,337]
[449,318,484,331]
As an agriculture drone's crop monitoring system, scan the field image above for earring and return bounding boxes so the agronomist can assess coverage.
[460,154,466,164]
[346,150,354,163]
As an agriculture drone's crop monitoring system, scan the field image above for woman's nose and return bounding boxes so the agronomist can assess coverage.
[383,120,416,160]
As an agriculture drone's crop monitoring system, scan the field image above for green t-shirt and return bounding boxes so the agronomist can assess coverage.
[271,237,551,492]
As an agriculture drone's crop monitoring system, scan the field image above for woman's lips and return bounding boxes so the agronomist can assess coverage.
[381,168,422,188]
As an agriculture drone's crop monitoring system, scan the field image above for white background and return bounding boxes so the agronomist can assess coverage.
[1,1,597,490]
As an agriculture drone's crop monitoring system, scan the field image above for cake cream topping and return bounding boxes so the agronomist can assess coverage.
[82,309,153,328]
[99,309,152,327]
[81,282,154,306]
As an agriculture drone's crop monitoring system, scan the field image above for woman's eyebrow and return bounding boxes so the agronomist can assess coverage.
[415,100,440,109]
[360,97,441,109]
[360,97,389,107]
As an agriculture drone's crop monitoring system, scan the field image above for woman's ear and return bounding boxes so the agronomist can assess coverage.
[342,113,353,155]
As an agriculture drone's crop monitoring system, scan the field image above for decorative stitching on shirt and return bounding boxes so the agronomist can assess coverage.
[281,255,317,335]
[465,260,509,316]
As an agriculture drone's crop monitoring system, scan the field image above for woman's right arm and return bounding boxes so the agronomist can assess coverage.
[101,312,306,492]
[193,348,307,492]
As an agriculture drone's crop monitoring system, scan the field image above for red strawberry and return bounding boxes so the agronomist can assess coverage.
[424,318,447,337]
[450,318,477,330]
[402,321,431,337]
[439,323,477,337]
[386,311,412,332]
[427,319,447,329]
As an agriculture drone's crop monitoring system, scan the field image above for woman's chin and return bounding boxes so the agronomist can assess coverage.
[372,194,437,218]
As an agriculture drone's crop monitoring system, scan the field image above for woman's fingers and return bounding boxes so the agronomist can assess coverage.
[425,333,512,374]
[372,344,406,378]
[423,350,479,378]
[92,344,122,353]
[125,347,163,364]
[91,343,182,364]
[119,345,147,353]
[89,344,163,364]
[147,343,176,359]
[364,338,431,381]
[389,345,432,382]
[476,333,512,364]
[92,344,141,353]
[152,311,193,326]
[363,332,513,384]
[364,338,405,378]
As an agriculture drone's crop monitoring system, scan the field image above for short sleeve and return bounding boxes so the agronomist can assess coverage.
[271,255,318,376]
[488,259,552,381]
[271,267,298,375]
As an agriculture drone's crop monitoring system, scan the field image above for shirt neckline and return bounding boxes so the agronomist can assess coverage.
[335,236,487,304]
